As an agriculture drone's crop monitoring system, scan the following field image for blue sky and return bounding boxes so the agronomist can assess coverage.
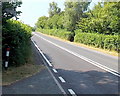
[17,0,98,27]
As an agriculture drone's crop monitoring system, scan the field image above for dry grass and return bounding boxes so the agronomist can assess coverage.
[2,64,45,86]
[39,32,118,57]
[2,43,45,86]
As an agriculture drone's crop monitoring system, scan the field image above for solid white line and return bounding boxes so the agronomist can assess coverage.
[58,77,66,83]
[32,40,52,67]
[53,69,58,73]
[34,33,120,77]
[68,89,77,96]
[31,39,66,94]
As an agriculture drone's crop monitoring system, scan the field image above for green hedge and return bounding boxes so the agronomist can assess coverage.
[74,33,119,52]
[2,19,32,67]
[37,28,72,41]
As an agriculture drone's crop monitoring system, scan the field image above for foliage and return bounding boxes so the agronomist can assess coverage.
[63,1,91,31]
[74,32,119,52]
[37,28,72,40]
[35,16,48,29]
[77,2,120,35]
[2,1,22,23]
[2,19,32,66]
[48,2,61,17]
[2,1,33,67]
[36,12,65,29]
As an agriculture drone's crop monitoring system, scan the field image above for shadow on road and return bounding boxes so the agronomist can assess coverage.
[57,69,119,95]
[41,52,119,94]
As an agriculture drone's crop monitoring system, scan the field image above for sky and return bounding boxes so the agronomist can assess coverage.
[17,0,99,27]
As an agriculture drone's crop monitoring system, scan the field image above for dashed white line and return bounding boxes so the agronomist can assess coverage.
[52,69,58,73]
[68,89,77,96]
[58,77,66,83]
[34,33,120,77]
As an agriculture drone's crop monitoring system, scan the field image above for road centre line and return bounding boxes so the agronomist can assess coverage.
[31,39,67,95]
[68,89,77,96]
[34,33,120,77]
[58,77,66,83]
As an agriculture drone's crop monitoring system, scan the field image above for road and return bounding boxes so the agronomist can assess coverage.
[32,32,119,95]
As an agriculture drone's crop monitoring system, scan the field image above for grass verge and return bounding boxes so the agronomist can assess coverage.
[2,63,45,86]
[38,32,118,57]
[2,42,45,86]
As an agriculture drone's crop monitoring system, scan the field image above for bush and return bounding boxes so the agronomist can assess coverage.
[2,19,32,67]
[37,28,72,41]
[74,33,119,52]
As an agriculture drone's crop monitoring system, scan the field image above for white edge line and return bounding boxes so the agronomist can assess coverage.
[32,40,52,67]
[68,89,77,96]
[34,33,120,77]
[31,39,67,95]
[58,77,66,83]
[53,68,58,73]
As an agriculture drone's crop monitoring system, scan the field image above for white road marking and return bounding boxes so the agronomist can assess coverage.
[31,39,66,94]
[68,89,77,96]
[33,41,52,67]
[53,69,58,73]
[58,77,66,83]
[34,33,120,77]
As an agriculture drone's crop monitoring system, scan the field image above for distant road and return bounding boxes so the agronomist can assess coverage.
[32,32,119,95]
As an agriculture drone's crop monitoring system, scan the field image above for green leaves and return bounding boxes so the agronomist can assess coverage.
[35,16,48,29]
[2,1,22,23]
[48,2,61,17]
[74,33,119,52]
[2,19,32,66]
[64,1,90,31]
[77,2,120,35]
[37,29,72,41]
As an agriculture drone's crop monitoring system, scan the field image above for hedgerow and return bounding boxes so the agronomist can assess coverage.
[2,19,32,67]
[74,32,119,52]
[37,28,72,41]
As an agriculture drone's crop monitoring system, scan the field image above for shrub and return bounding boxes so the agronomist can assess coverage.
[74,33,119,52]
[2,19,32,67]
[37,28,72,41]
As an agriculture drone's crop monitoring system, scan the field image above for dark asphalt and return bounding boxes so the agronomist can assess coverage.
[31,32,119,95]
[2,42,63,95]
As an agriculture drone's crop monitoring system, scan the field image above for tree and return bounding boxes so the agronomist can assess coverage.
[57,11,65,29]
[2,1,22,23]
[63,1,91,31]
[48,2,61,17]
[77,2,120,35]
[35,16,48,29]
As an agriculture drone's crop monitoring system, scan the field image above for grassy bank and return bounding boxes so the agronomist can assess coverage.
[37,31,118,57]
[2,63,44,86]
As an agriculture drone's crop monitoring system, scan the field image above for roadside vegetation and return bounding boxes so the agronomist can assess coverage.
[35,1,120,54]
[2,1,43,85]
[37,29,72,41]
